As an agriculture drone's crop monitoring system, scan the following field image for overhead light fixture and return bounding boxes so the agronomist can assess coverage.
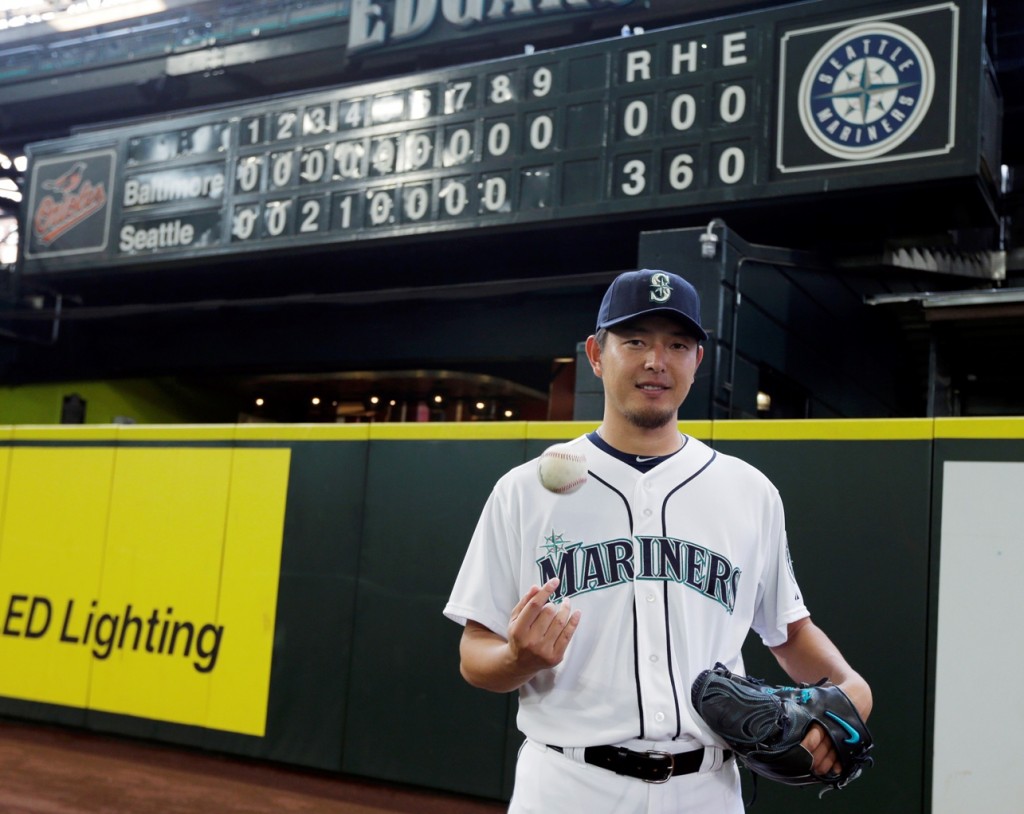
[699,217,725,259]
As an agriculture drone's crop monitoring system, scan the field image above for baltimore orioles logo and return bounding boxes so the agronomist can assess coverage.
[32,160,108,245]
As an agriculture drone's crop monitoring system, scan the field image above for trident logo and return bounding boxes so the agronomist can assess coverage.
[649,272,672,303]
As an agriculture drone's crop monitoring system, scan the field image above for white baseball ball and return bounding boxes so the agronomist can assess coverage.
[538,444,588,495]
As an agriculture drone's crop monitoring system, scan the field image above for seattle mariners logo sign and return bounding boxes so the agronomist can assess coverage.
[799,21,934,160]
[776,4,958,173]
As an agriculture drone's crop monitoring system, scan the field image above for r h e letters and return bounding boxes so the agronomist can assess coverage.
[624,30,748,82]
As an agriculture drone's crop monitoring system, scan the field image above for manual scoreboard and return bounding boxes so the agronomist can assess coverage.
[20,0,986,274]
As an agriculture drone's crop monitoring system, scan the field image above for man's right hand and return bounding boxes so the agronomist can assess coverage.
[506,577,581,673]
[459,577,581,692]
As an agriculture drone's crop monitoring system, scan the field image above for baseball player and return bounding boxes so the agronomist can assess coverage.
[444,269,872,813]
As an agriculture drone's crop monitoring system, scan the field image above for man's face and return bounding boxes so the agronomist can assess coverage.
[587,314,704,430]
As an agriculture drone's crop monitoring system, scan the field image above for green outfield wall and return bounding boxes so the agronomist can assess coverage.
[0,418,1020,813]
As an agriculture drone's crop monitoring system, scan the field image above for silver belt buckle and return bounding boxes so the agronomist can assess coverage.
[644,750,675,783]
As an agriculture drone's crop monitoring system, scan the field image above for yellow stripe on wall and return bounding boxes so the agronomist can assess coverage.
[4,418,1024,444]
[934,417,1024,439]
[711,418,936,441]
[369,422,529,441]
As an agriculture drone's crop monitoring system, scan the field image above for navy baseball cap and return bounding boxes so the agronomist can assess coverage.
[596,269,708,340]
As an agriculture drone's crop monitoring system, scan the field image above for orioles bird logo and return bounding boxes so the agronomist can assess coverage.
[41,161,87,195]
[33,159,108,246]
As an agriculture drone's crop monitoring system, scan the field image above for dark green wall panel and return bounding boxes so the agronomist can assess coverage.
[718,438,932,814]
[0,697,86,728]
[261,441,369,770]
[342,439,526,797]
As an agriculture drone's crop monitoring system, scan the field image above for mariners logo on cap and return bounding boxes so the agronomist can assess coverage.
[649,272,672,303]
[798,20,934,161]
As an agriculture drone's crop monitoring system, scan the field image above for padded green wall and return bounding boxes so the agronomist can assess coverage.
[715,426,933,814]
[1,418,1021,813]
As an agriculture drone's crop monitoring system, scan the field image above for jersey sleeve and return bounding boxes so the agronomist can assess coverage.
[749,487,809,647]
[443,476,522,637]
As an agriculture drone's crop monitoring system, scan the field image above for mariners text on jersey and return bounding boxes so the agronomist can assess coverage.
[537,534,741,614]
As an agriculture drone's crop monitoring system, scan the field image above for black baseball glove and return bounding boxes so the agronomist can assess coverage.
[691,663,873,792]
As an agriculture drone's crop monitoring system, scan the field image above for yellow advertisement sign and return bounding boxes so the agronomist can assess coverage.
[0,445,290,737]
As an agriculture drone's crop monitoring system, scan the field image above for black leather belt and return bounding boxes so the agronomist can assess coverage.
[548,744,732,784]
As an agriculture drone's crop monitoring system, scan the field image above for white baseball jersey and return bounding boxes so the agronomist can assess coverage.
[444,432,808,749]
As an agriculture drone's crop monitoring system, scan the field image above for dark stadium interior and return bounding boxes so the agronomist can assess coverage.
[0,0,1022,419]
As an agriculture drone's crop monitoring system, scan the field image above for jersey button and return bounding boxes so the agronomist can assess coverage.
[643,508,652,517]
[655,712,666,722]
[646,593,656,603]
[649,654,659,663]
